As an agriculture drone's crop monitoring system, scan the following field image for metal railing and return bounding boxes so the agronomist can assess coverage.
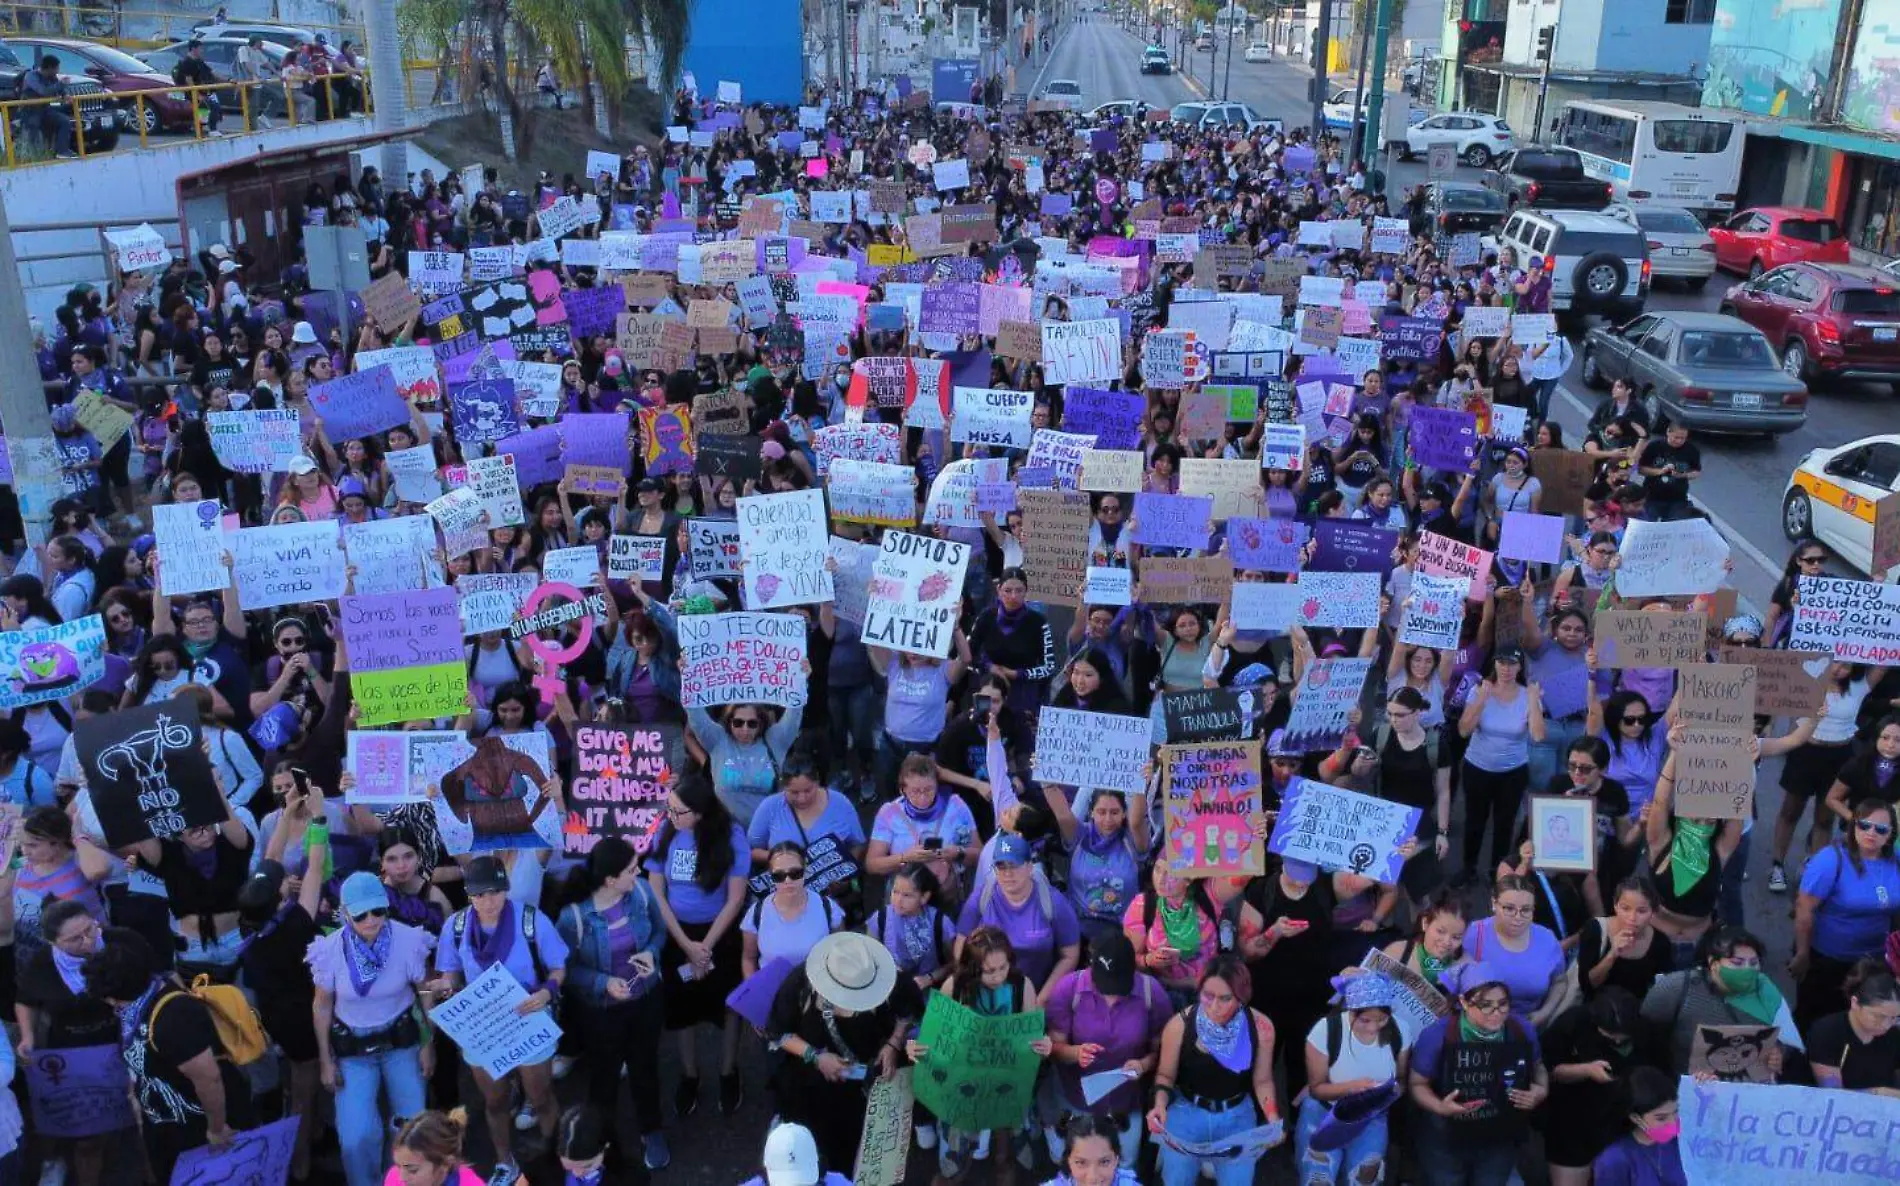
[0,2,366,48]
[0,69,372,165]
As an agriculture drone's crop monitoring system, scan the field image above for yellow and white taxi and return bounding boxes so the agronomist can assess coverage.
[1781,434,1900,575]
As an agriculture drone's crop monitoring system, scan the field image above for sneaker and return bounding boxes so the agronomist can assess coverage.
[643,1132,672,1171]
[552,1055,576,1080]
[485,1163,521,1186]
[1768,862,1788,893]
[38,1161,67,1186]
[974,1129,992,1160]
[719,1071,744,1115]
[512,1098,536,1131]
[915,1123,938,1151]
[674,1075,700,1118]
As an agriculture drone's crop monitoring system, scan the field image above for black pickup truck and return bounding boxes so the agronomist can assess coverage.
[1481,146,1613,210]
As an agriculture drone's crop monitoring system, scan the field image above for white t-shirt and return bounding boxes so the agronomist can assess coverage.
[742,892,840,968]
[1305,1016,1400,1085]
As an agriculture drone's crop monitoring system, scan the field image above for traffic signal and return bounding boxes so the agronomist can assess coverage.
[1535,26,1554,62]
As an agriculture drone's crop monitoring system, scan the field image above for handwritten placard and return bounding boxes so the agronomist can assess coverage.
[1160,740,1265,878]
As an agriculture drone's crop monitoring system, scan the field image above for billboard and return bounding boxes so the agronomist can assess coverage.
[1702,0,1844,119]
[680,0,805,107]
[1843,9,1900,133]
[933,58,981,104]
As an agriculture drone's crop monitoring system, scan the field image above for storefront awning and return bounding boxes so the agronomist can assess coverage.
[1776,123,1900,163]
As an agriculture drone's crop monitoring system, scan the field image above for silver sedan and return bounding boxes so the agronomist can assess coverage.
[1581,311,1808,435]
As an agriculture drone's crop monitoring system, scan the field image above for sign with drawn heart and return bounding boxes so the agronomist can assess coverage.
[912,993,1045,1133]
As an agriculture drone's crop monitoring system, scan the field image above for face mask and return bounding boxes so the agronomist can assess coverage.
[1641,1119,1679,1143]
[1715,964,1759,995]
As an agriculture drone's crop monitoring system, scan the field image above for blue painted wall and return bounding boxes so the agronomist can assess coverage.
[682,0,806,107]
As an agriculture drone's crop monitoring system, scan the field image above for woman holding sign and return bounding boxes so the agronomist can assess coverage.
[1642,734,1744,960]
[1146,955,1281,1186]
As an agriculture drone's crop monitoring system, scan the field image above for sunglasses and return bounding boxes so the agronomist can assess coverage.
[770,868,806,883]
[352,907,389,920]
[1566,762,1598,775]
[1797,555,1826,565]
[1622,714,1649,725]
[1856,819,1894,837]
[730,718,762,730]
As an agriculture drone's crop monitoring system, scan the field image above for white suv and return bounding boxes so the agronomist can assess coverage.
[1169,100,1279,134]
[1403,112,1515,168]
[1495,209,1652,322]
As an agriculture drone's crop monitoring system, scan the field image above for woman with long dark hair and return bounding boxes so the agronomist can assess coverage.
[644,772,749,1118]
[1791,799,1900,1029]
[1807,959,1900,1091]
[1457,646,1545,879]
[967,567,1057,719]
[1148,955,1281,1186]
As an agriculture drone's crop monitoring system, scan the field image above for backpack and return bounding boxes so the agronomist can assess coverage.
[452,902,555,1015]
[149,975,271,1066]
[1325,1010,1404,1068]
[751,892,841,932]
[870,906,954,968]
[982,873,1053,924]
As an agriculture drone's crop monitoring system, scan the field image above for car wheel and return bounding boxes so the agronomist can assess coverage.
[1782,488,1814,542]
[1580,346,1607,390]
[1685,277,1708,292]
[1747,258,1764,280]
[138,103,159,136]
[1572,252,1628,306]
[1782,339,1809,382]
[1397,144,1414,161]
[1462,144,1489,168]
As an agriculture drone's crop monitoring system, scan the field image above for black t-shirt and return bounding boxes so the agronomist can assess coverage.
[1807,1010,1900,1090]
[16,927,137,1047]
[1638,438,1700,503]
[190,358,239,398]
[134,990,256,1132]
[1831,751,1900,813]
[1575,916,1674,1002]
[238,903,319,1027]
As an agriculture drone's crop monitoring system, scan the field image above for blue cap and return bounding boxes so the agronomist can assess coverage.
[339,871,388,920]
[1280,857,1319,883]
[994,833,1033,867]
[1232,663,1273,688]
[247,701,300,752]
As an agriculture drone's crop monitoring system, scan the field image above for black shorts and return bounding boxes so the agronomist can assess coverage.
[1778,739,1852,799]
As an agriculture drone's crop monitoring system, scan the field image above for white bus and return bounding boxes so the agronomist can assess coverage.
[1555,100,1744,215]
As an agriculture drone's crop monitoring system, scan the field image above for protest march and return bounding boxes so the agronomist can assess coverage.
[4,45,1900,1186]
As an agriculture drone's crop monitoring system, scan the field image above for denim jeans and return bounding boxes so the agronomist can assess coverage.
[827,683,879,783]
[1295,1094,1388,1186]
[1158,1099,1260,1186]
[336,1042,427,1186]
[1528,714,1587,802]
[1414,1116,1520,1186]
[1718,826,1751,930]
[1530,377,1561,424]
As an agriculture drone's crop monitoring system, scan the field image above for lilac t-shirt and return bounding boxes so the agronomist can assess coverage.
[307,920,437,1030]
[644,822,750,925]
[958,885,1081,987]
[436,900,571,992]
[1465,917,1565,1019]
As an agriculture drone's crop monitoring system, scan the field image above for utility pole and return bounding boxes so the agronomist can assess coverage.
[1309,0,1333,139]
[1360,0,1394,164]
[1531,25,1554,143]
[0,194,55,550]
[363,0,407,185]
[1348,2,1371,156]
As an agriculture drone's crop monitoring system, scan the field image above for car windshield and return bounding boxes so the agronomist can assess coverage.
[1635,208,1705,234]
[1047,81,1080,95]
[1443,188,1505,211]
[1170,103,1203,120]
[1678,332,1775,369]
[1834,289,1900,315]
[1779,218,1841,243]
[70,43,156,73]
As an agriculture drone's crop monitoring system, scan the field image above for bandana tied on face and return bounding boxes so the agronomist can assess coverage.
[1196,1003,1252,1073]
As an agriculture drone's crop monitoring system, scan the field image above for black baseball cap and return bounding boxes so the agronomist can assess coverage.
[464,856,509,896]
[1089,931,1137,997]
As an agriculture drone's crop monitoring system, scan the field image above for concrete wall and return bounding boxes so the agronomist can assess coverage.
[1504,0,1711,74]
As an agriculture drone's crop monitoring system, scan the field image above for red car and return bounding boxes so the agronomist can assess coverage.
[1708,206,1850,278]
[1718,263,1900,388]
[3,36,191,135]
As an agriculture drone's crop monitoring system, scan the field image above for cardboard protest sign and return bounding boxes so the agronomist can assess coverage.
[1688,1025,1779,1083]
[913,993,1045,1133]
[1716,647,1827,716]
[428,962,564,1078]
[309,366,409,441]
[0,615,106,710]
[1017,489,1091,605]
[950,386,1034,449]
[564,724,670,856]
[828,459,917,527]
[1675,664,1758,734]
[638,405,696,476]
[1498,512,1567,565]
[606,535,666,583]
[1399,572,1469,651]
[1138,555,1233,605]
[1310,519,1398,575]
[855,1068,915,1186]
[170,1115,301,1186]
[1270,778,1421,881]
[1229,518,1308,573]
[1062,387,1145,450]
[75,703,220,846]
[1283,657,1374,752]
[1598,609,1708,668]
[687,520,742,580]
[1617,518,1731,597]
[1530,448,1597,517]
[456,572,537,636]
[1230,581,1302,632]
[1033,707,1151,793]
[1078,449,1142,492]
[678,612,808,708]
[362,271,422,332]
[344,517,444,595]
[1408,406,1480,471]
[24,1044,133,1138]
[1289,571,1382,628]
[1677,1078,1900,1186]
[1161,688,1257,743]
[863,532,970,659]
[1671,728,1756,819]
[207,409,303,474]
[1789,576,1900,663]
[1359,948,1451,1044]
[342,588,467,726]
[737,489,833,608]
[344,732,430,805]
[1874,490,1900,579]
[1041,320,1121,385]
[1528,795,1595,872]
[1159,741,1265,878]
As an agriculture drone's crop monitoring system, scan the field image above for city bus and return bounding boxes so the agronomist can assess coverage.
[1555,99,1744,216]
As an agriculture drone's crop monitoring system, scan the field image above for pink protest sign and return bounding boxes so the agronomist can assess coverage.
[1160,740,1266,879]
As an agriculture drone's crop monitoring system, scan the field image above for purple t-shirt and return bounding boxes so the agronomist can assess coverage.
[644,822,750,925]
[958,884,1081,988]
[307,920,437,1030]
[1042,969,1172,1113]
[1465,917,1565,1019]
[435,901,571,993]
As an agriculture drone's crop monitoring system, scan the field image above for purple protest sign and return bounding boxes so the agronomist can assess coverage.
[1228,518,1309,574]
[1090,129,1117,155]
[1539,664,1592,721]
[1309,520,1398,575]
[558,413,632,470]
[1284,145,1317,175]
[25,1044,132,1138]
[1379,315,1442,364]
[494,424,565,488]
[1040,193,1074,217]
[448,377,520,444]
[1407,406,1480,471]
[946,348,992,390]
[726,956,797,1030]
[1498,512,1566,564]
[1061,387,1145,450]
[563,285,626,339]
[1132,492,1214,551]
[919,283,982,335]
[309,365,409,441]
[340,587,463,673]
[171,1115,301,1186]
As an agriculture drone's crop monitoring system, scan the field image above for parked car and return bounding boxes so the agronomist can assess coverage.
[1086,99,1151,121]
[1243,41,1271,62]
[1321,86,1422,131]
[1169,99,1279,134]
[187,20,317,49]
[1036,78,1084,112]
[1708,206,1849,278]
[1141,46,1171,73]
[1194,33,1213,50]
[1421,182,1510,237]
[4,36,191,134]
[138,38,293,118]
[1719,262,1900,388]
[1782,434,1900,573]
[1495,208,1650,322]
[1482,146,1613,210]
[1604,203,1717,290]
[0,41,125,151]
[1400,111,1514,168]
[1581,311,1806,435]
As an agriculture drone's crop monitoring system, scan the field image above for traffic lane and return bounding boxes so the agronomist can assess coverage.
[1052,15,1195,109]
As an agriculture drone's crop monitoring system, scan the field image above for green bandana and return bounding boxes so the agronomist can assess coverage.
[1417,948,1448,985]
[1459,1015,1504,1042]
[1715,964,1784,1026]
[1158,896,1201,957]
[1670,819,1717,898]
